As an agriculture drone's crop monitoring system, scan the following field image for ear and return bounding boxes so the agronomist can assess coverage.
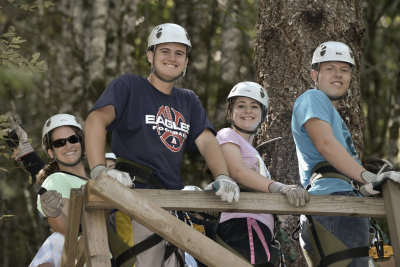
[310,70,318,82]
[47,148,54,159]
[147,50,154,64]
[184,57,189,67]
[227,110,233,121]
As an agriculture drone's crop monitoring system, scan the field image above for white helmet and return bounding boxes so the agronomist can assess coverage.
[312,41,355,67]
[42,114,83,149]
[147,23,191,51]
[105,153,117,160]
[227,81,268,110]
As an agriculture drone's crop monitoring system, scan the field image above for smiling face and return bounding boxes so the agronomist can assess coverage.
[230,96,262,132]
[47,126,82,166]
[311,61,352,102]
[147,42,189,82]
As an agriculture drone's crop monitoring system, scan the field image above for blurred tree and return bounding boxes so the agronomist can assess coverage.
[255,0,364,265]
[362,0,400,164]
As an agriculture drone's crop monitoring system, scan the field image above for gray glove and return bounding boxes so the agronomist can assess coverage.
[6,113,34,160]
[40,190,65,217]
[269,182,310,207]
[90,164,134,187]
[361,170,400,184]
[359,183,380,197]
[360,171,400,196]
[204,174,240,203]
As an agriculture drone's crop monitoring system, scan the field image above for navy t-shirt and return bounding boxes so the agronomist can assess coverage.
[90,74,215,189]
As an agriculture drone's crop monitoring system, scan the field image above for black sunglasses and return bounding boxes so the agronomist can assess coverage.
[52,134,81,148]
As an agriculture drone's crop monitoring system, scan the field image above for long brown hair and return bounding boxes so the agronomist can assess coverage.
[36,161,59,185]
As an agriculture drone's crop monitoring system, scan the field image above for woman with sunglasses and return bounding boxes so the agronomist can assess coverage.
[37,113,87,235]
[27,114,87,267]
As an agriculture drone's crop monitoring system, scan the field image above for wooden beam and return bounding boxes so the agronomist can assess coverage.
[61,188,83,267]
[75,236,86,267]
[81,190,110,267]
[87,174,253,267]
[86,188,385,218]
[382,180,400,264]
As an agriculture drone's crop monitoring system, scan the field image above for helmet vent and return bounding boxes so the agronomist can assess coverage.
[156,28,162,38]
[320,45,326,56]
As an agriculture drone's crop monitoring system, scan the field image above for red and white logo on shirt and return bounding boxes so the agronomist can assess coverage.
[145,106,190,152]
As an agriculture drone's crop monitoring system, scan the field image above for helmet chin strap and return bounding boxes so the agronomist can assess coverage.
[327,90,348,101]
[232,122,264,136]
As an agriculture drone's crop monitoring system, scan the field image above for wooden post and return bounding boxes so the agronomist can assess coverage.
[87,173,253,267]
[382,180,400,264]
[61,188,84,267]
[81,190,110,267]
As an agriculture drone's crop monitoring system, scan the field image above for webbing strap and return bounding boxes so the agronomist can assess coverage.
[247,218,271,264]
[307,216,326,261]
[164,244,185,267]
[320,246,369,266]
[115,157,166,189]
[308,161,354,189]
[306,216,368,267]
[115,233,163,266]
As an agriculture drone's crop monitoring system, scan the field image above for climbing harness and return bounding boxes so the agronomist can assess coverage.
[301,159,395,266]
[307,161,360,191]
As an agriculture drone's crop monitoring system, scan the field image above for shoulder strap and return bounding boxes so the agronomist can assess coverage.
[321,246,368,266]
[115,234,163,266]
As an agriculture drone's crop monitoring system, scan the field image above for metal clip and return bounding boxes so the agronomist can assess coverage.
[377,159,393,175]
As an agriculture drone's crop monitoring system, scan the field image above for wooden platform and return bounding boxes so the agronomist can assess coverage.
[61,174,400,266]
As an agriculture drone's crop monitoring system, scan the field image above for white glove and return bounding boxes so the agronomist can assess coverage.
[362,170,400,184]
[204,174,240,203]
[6,113,34,160]
[269,182,310,207]
[90,164,134,187]
[40,190,65,217]
[360,171,400,196]
[182,185,203,191]
[359,183,380,197]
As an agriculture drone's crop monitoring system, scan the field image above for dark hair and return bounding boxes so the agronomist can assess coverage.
[36,161,59,185]
[225,98,235,125]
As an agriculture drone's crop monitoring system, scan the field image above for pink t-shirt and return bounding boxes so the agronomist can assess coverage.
[216,127,274,232]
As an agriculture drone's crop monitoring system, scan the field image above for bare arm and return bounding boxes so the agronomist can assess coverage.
[84,105,116,170]
[47,199,69,235]
[220,142,274,192]
[304,118,366,184]
[194,129,229,179]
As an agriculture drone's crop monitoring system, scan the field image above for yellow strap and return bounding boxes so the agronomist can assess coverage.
[115,210,133,246]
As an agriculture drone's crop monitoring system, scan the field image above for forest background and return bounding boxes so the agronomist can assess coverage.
[0,0,399,266]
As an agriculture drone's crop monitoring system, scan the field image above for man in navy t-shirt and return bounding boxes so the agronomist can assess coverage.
[84,23,240,266]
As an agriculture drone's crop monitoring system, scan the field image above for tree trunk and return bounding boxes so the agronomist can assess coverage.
[255,1,364,265]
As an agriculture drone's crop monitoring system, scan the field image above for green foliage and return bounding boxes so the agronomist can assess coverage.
[0,32,46,72]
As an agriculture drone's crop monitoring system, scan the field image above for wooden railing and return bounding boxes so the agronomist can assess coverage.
[61,174,400,266]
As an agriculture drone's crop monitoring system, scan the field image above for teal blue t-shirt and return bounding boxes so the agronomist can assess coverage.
[291,89,361,195]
